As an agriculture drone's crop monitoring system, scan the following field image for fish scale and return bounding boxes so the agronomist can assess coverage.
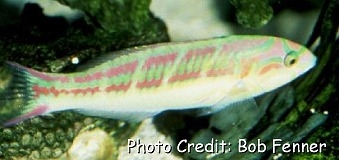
[0,35,316,126]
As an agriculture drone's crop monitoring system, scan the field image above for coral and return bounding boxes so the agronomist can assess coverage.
[118,118,181,160]
[0,113,139,159]
[67,128,117,160]
[0,0,166,159]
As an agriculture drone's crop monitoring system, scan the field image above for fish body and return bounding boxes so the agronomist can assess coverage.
[0,35,316,126]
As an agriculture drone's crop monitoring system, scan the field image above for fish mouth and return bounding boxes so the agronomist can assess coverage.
[304,54,317,73]
[297,49,317,76]
[309,53,317,68]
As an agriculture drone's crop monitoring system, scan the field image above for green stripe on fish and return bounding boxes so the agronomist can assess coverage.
[0,35,316,126]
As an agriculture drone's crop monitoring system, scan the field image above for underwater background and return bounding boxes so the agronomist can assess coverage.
[0,0,338,159]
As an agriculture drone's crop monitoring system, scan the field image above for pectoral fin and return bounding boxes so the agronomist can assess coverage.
[198,98,259,116]
[198,80,258,116]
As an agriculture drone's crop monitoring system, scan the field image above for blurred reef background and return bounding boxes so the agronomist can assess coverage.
[0,0,338,159]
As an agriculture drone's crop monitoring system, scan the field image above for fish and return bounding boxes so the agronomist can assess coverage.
[0,35,316,126]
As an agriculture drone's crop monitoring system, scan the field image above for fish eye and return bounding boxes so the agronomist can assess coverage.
[284,51,298,67]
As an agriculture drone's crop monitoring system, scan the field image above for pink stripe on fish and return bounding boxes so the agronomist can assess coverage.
[142,52,177,69]
[206,53,235,77]
[168,71,200,83]
[105,82,132,92]
[136,79,162,88]
[5,62,69,83]
[136,53,177,88]
[206,68,234,77]
[73,60,138,83]
[221,38,267,54]
[74,72,104,83]
[29,69,70,83]
[168,47,215,83]
[105,61,138,78]
[3,105,48,126]
[32,85,100,97]
[70,87,100,95]
[239,58,257,78]
[183,47,215,60]
[259,63,283,75]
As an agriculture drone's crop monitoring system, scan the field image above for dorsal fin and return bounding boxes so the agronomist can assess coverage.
[76,49,134,71]
[76,44,161,71]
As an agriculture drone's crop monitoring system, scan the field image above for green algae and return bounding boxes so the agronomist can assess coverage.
[0,0,168,71]
[230,0,273,28]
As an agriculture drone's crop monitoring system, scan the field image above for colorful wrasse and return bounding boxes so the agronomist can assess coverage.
[0,35,316,126]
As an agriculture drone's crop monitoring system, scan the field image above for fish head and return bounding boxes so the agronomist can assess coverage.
[281,39,317,77]
[245,37,317,93]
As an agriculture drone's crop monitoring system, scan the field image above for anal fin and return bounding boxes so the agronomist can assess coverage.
[74,109,159,122]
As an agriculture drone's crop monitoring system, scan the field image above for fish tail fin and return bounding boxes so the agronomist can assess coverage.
[0,62,48,126]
